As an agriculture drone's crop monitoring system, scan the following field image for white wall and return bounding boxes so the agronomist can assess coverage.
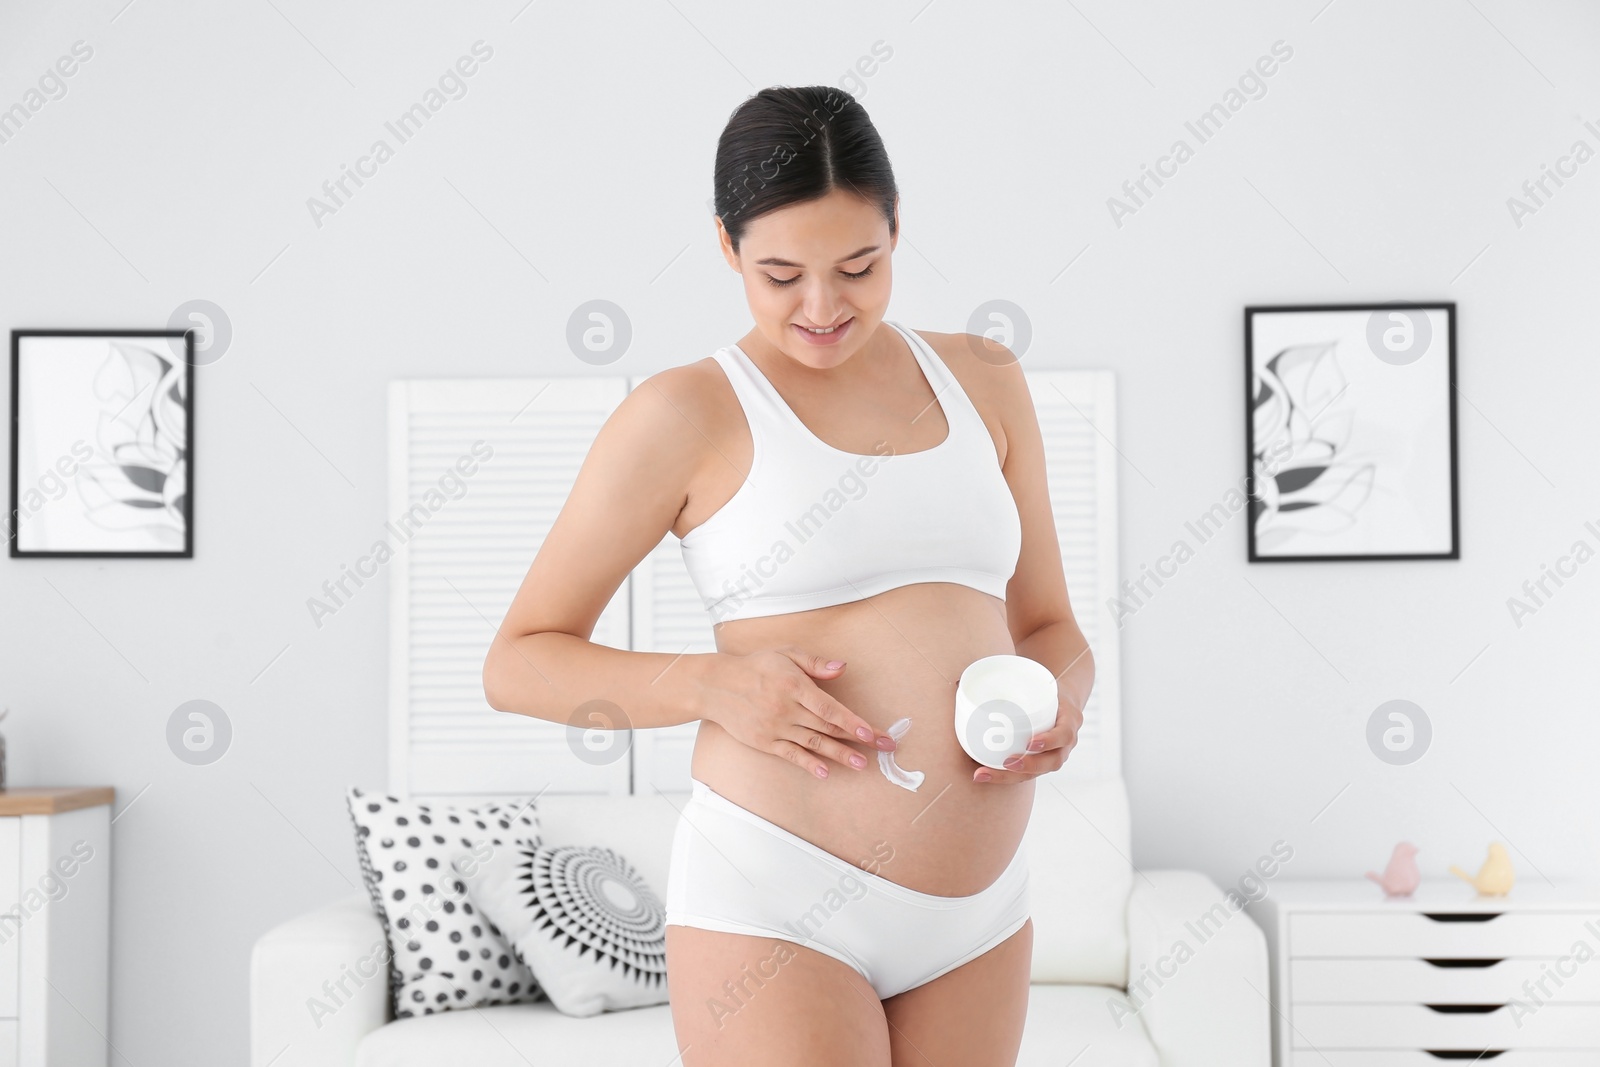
[2,0,1598,1061]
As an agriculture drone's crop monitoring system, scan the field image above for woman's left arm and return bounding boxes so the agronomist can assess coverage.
[955,333,1095,784]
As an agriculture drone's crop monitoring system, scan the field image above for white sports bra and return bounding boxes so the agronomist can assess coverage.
[678,320,1022,624]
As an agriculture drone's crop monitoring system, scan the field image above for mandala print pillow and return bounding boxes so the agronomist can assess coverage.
[457,842,668,1017]
[345,787,545,1018]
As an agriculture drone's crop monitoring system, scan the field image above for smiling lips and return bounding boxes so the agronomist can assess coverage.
[792,317,853,345]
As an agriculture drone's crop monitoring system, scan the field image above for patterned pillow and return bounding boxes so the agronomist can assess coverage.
[345,787,545,1018]
[456,842,668,1017]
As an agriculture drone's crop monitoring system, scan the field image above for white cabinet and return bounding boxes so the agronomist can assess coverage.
[0,788,113,1067]
[1248,880,1600,1065]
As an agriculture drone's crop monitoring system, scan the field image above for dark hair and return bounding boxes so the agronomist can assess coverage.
[713,86,898,254]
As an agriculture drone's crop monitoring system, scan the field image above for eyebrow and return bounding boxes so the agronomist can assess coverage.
[754,245,880,268]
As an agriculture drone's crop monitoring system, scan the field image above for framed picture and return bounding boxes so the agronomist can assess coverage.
[9,329,195,557]
[1244,303,1458,562]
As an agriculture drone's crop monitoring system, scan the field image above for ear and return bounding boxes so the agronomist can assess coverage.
[715,215,740,272]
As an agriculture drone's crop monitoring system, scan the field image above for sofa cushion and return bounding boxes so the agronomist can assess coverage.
[354,981,1154,1066]
[345,787,544,1018]
[355,998,673,1067]
[533,790,688,898]
[457,842,668,1017]
[1023,776,1133,986]
[1020,984,1158,1065]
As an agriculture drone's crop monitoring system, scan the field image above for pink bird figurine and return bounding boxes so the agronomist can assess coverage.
[1365,842,1421,897]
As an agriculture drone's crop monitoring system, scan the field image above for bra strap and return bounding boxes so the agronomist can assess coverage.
[886,320,982,442]
[712,346,790,425]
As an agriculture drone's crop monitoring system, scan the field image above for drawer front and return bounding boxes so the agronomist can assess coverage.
[1292,1052,1600,1066]
[1293,1003,1600,1048]
[1292,957,1600,1003]
[1291,911,1600,957]
[0,819,18,1018]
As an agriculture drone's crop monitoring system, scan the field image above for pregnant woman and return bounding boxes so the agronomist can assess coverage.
[482,86,1094,1066]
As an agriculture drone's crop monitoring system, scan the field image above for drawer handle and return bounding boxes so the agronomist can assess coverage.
[1422,958,1505,969]
[1424,1053,1505,1061]
[1424,1003,1505,1014]
[1422,911,1502,923]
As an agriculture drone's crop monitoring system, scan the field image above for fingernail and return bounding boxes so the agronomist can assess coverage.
[849,754,866,769]
[815,765,829,779]
[857,727,874,741]
[875,736,897,751]
[1027,738,1046,752]
[825,660,845,670]
[974,769,992,782]
[1003,755,1023,769]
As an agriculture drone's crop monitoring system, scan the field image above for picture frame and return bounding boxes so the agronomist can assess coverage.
[1244,303,1458,562]
[9,329,195,558]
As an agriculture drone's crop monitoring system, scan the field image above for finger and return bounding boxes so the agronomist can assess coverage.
[793,686,897,752]
[793,704,859,743]
[772,648,885,746]
[974,750,1067,783]
[772,739,833,780]
[1024,733,1062,755]
[779,647,849,682]
[1024,727,1075,755]
[1025,710,1082,754]
[1000,749,1067,776]
[974,763,1044,785]
[791,726,871,772]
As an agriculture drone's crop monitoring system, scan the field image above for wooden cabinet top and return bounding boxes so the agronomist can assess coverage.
[0,787,115,815]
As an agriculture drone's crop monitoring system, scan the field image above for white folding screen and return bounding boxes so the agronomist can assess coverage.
[387,378,631,803]
[1026,371,1121,783]
[389,369,1120,800]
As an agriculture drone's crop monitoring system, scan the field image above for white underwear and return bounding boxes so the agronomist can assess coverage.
[664,778,1031,1000]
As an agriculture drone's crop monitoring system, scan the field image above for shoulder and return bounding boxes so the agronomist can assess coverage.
[908,327,1034,467]
[602,355,739,461]
[907,327,1030,412]
[627,356,724,416]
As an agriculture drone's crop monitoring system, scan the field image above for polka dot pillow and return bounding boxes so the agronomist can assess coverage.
[455,842,668,1017]
[345,787,544,1018]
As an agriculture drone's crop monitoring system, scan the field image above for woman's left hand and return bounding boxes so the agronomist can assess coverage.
[972,691,1082,784]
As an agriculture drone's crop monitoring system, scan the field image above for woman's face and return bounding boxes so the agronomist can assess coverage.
[718,188,898,369]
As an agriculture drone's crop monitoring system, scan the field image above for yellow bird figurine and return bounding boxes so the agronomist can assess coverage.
[1449,842,1515,896]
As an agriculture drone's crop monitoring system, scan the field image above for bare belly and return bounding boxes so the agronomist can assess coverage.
[690,582,1037,898]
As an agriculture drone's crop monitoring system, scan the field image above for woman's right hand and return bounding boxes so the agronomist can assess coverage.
[697,646,897,780]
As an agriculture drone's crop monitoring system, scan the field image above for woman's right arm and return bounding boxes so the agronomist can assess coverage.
[481,364,893,777]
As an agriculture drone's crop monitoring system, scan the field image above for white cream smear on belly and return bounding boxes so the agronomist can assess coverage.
[878,717,924,792]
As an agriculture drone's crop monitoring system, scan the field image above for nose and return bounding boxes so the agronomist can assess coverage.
[800,282,845,327]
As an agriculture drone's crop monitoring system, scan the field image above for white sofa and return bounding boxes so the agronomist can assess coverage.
[251,776,1268,1066]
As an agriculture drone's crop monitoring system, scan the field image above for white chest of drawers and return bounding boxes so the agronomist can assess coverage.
[0,788,113,1067]
[1246,879,1600,1066]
